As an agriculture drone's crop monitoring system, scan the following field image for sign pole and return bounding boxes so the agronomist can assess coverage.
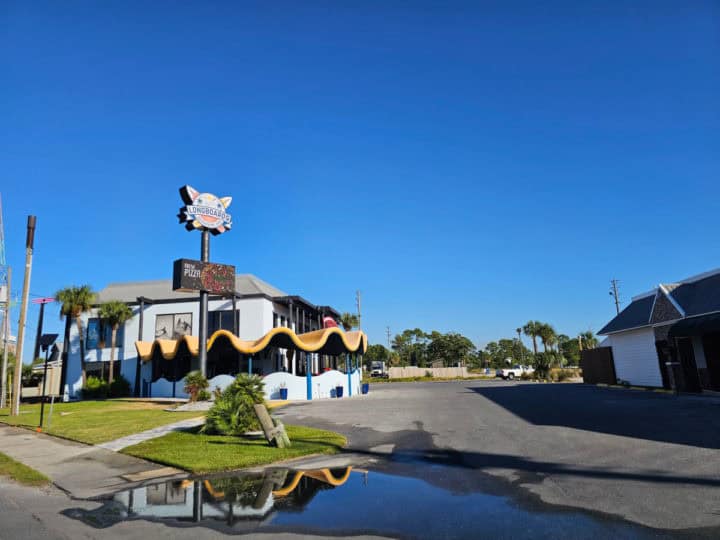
[199,229,210,376]
[177,185,233,378]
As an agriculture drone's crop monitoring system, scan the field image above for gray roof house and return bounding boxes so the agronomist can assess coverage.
[598,268,720,392]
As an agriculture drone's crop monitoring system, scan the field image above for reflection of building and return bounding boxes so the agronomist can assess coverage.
[598,268,720,392]
[100,468,354,527]
[62,275,365,400]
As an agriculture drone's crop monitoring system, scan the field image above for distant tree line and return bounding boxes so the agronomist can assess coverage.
[364,322,599,371]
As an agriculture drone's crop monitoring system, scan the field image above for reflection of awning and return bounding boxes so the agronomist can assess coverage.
[135,327,367,361]
[668,313,720,338]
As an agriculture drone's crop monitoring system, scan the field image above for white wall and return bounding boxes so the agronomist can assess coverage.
[263,370,363,400]
[608,328,663,387]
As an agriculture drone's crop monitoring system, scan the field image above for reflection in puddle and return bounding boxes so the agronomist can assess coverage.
[66,465,684,539]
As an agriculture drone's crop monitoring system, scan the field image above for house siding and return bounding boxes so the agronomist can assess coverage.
[608,328,663,387]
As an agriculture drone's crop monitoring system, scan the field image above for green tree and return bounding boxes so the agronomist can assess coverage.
[579,330,599,350]
[558,334,581,366]
[56,285,95,387]
[98,300,133,384]
[338,312,359,331]
[484,339,532,368]
[364,344,390,370]
[427,332,476,367]
[392,329,430,367]
[523,321,542,357]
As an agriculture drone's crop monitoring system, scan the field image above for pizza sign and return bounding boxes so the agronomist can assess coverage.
[173,259,236,295]
[178,185,232,235]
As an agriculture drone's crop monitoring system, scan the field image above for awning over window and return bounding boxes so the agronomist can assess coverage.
[135,327,367,361]
[668,313,720,339]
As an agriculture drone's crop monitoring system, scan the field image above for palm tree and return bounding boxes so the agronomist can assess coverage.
[338,312,359,331]
[578,330,598,350]
[522,321,542,356]
[538,323,557,353]
[98,300,133,384]
[56,285,95,388]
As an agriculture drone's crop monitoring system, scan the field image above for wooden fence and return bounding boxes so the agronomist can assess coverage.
[580,347,616,385]
[388,366,469,379]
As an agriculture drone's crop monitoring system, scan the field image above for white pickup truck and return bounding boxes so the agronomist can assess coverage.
[496,365,533,380]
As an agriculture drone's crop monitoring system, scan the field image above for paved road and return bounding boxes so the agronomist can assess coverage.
[277,380,720,533]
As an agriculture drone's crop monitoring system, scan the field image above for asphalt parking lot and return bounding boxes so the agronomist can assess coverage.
[277,380,720,533]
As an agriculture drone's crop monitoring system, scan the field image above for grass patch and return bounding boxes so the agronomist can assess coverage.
[121,425,346,473]
[0,452,50,486]
[0,400,203,445]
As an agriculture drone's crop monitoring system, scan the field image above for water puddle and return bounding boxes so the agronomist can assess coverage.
[64,465,689,539]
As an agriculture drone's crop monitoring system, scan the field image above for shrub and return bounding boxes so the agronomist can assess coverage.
[520,371,533,381]
[82,376,108,399]
[203,374,265,436]
[532,353,552,380]
[184,370,210,402]
[555,369,575,382]
[109,375,131,397]
[197,389,212,401]
[424,370,433,378]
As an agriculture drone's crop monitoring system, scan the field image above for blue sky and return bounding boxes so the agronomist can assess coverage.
[2,1,719,361]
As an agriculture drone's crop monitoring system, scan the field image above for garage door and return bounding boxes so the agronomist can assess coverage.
[608,328,663,387]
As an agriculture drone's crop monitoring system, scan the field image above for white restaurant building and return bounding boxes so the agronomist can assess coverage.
[61,274,365,401]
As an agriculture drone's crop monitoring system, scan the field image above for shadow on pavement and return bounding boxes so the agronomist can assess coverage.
[468,383,720,450]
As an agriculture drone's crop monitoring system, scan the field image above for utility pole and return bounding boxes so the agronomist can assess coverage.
[609,279,621,314]
[386,326,391,351]
[11,216,36,416]
[0,267,10,409]
[355,290,362,330]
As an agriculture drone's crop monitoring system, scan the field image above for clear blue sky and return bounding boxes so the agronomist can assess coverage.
[2,1,719,361]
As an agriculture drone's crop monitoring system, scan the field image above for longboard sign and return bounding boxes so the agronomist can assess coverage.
[178,185,232,235]
[173,258,236,295]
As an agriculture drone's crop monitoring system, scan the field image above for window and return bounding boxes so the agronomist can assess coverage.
[87,318,125,349]
[208,310,237,335]
[273,313,278,328]
[154,313,193,340]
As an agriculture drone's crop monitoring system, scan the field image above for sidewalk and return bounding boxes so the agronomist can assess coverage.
[0,425,186,498]
[97,416,205,451]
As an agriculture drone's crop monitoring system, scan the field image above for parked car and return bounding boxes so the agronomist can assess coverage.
[496,365,533,380]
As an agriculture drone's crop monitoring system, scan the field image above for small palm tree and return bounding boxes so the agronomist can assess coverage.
[522,321,542,357]
[56,285,95,387]
[98,300,133,384]
[338,312,359,331]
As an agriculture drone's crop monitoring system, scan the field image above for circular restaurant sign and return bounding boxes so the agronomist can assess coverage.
[178,185,232,234]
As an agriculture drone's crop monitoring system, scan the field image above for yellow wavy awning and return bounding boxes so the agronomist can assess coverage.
[135,327,367,361]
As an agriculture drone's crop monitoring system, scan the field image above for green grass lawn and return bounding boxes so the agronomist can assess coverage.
[121,425,347,473]
[0,452,50,486]
[0,400,203,445]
